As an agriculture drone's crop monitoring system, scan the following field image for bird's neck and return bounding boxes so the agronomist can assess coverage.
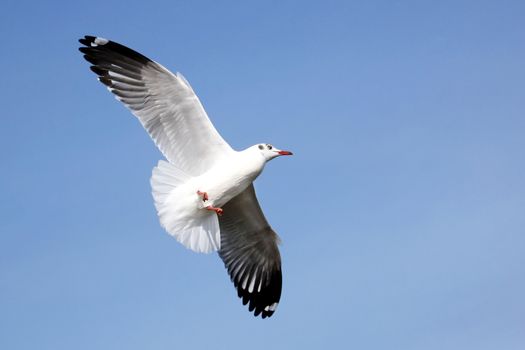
[235,150,266,181]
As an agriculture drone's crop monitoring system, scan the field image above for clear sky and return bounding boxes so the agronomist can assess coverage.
[1,0,524,349]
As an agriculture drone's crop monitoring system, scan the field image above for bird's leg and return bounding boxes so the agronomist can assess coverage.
[206,205,223,216]
[196,190,209,202]
[197,190,223,215]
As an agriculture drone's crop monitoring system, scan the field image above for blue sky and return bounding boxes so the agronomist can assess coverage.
[1,0,524,349]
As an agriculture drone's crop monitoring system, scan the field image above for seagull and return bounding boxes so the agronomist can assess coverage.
[78,35,292,318]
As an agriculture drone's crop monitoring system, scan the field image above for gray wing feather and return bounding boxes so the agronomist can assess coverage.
[218,184,282,318]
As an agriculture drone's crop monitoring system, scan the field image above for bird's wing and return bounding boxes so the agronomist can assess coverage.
[218,184,282,318]
[79,35,234,176]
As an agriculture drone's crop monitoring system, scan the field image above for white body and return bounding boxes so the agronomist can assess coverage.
[151,146,268,253]
[196,148,266,208]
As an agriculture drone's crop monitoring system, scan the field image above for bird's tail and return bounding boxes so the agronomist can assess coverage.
[150,160,220,253]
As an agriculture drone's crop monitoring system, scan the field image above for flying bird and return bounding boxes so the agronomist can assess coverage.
[78,35,292,318]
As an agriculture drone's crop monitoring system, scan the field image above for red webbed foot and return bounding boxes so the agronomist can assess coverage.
[206,205,223,216]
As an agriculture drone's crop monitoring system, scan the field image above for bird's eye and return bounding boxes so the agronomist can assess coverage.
[258,144,264,150]
[267,144,273,150]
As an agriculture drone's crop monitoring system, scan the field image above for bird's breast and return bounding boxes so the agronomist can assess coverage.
[197,155,264,207]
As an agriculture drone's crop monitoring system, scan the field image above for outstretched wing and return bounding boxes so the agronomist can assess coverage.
[79,35,234,176]
[218,185,282,318]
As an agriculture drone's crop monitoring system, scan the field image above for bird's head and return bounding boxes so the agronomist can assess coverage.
[253,143,293,161]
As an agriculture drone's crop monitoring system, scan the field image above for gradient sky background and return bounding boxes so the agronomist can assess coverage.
[1,1,524,349]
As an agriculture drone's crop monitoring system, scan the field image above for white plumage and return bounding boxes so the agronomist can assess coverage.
[79,35,292,318]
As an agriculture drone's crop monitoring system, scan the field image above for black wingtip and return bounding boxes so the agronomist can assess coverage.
[78,35,96,46]
[98,76,113,87]
[90,66,107,76]
[233,268,282,319]
[220,230,283,319]
[78,35,153,66]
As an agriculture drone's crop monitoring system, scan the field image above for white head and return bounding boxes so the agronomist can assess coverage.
[252,143,293,161]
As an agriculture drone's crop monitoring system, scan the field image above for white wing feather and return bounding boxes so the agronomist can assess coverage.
[79,36,234,175]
